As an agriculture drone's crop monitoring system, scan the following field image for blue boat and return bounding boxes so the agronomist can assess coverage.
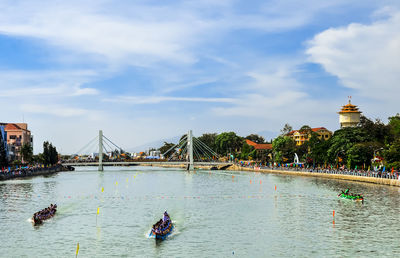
[149,211,173,240]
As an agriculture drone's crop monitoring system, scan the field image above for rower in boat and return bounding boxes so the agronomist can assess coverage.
[32,204,57,226]
[150,211,173,240]
[338,189,364,202]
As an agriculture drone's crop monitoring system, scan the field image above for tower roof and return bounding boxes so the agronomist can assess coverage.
[338,99,361,114]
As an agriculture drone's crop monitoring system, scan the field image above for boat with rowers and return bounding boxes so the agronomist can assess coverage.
[32,204,57,226]
[149,211,173,240]
[338,189,364,202]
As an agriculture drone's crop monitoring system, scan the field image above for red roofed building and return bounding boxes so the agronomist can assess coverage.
[245,139,273,159]
[2,123,33,160]
[287,127,332,146]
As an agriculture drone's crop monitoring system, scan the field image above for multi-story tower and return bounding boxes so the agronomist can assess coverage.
[338,98,361,128]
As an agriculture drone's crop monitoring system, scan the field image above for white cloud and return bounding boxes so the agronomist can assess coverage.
[0,70,99,97]
[307,10,400,101]
[20,104,100,119]
[104,96,235,104]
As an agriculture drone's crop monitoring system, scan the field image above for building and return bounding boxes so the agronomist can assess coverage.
[287,127,332,146]
[0,125,9,159]
[245,139,273,156]
[338,98,361,128]
[1,123,33,161]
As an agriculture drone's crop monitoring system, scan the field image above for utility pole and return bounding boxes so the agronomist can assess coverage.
[98,130,103,171]
[188,130,194,170]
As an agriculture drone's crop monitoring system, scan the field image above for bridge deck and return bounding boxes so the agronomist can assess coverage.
[62,161,232,166]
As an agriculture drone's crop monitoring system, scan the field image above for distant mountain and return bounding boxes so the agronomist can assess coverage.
[127,135,181,152]
[256,130,280,143]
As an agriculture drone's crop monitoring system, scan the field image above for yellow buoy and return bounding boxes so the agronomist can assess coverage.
[76,242,79,257]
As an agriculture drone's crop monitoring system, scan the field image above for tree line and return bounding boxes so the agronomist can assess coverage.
[158,132,271,161]
[157,114,400,170]
[272,114,400,169]
[0,137,59,167]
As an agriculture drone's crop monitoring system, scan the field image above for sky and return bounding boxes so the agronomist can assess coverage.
[0,0,399,154]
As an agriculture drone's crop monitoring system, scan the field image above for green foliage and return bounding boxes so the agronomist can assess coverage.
[245,134,265,144]
[42,141,59,165]
[280,123,293,135]
[326,127,369,164]
[240,142,255,159]
[158,142,175,158]
[388,114,400,140]
[215,132,243,155]
[272,136,295,163]
[384,138,400,169]
[20,143,33,163]
[346,142,376,168]
[197,133,218,150]
[359,116,391,144]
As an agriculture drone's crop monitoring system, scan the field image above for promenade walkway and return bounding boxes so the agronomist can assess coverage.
[229,164,400,187]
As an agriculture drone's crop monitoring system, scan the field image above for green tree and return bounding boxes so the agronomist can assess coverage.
[215,132,243,155]
[384,138,400,170]
[20,143,33,164]
[280,123,293,135]
[240,142,255,160]
[326,127,369,164]
[245,134,265,144]
[272,136,296,163]
[158,142,176,158]
[42,141,59,165]
[388,114,400,140]
[359,116,391,144]
[347,142,378,168]
[197,133,218,150]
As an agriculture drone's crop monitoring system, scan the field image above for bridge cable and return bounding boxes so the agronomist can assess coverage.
[70,135,99,158]
[161,135,187,157]
[103,135,125,153]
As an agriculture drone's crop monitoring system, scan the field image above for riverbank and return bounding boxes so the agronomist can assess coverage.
[228,164,400,187]
[0,165,74,181]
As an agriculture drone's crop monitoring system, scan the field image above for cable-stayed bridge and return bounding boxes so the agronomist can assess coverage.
[62,130,233,171]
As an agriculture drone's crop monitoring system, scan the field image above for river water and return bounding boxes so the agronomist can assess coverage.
[0,166,399,257]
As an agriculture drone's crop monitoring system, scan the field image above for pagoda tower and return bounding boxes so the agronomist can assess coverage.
[338,97,361,128]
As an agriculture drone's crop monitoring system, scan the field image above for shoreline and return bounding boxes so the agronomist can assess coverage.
[227,164,400,187]
[0,165,73,181]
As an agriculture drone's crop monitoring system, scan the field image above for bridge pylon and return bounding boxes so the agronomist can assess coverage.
[98,130,103,171]
[188,130,194,170]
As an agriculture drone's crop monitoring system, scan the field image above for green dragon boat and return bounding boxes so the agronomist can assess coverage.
[338,189,364,202]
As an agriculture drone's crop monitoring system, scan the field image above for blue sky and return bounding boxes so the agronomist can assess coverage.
[0,0,399,154]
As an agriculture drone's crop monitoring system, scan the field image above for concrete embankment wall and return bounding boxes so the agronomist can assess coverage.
[228,165,400,187]
[0,166,72,181]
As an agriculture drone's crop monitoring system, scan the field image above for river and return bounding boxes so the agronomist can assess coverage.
[0,166,399,257]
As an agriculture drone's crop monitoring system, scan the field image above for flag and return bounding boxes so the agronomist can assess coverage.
[383,166,386,172]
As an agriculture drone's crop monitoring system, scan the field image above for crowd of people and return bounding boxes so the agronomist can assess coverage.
[0,164,68,180]
[235,162,400,179]
[33,204,57,225]
[152,211,171,234]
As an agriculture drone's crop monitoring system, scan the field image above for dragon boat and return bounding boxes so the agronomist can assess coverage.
[149,211,173,240]
[338,190,363,202]
[32,204,57,226]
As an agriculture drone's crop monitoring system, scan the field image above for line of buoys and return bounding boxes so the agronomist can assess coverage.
[275,185,277,191]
